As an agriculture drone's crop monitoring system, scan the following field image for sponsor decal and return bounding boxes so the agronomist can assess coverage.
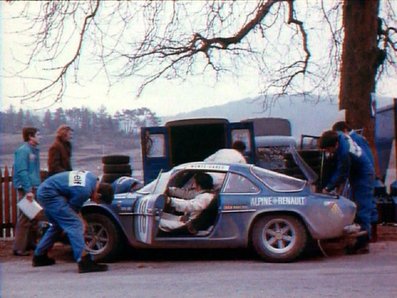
[250,196,306,206]
[68,170,87,187]
[224,205,248,210]
[185,164,230,171]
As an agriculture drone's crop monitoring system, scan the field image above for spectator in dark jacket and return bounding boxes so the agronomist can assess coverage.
[48,125,73,176]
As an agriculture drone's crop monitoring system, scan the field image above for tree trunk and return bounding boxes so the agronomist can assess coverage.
[339,0,381,175]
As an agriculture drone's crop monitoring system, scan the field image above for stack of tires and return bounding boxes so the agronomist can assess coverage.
[101,155,132,184]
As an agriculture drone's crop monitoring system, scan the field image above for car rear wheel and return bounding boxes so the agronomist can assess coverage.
[84,213,121,262]
[252,214,307,262]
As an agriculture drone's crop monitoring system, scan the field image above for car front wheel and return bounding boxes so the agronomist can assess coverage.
[252,214,307,262]
[84,213,121,262]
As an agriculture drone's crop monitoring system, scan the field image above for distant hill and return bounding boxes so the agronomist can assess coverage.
[163,95,340,138]
[162,94,393,139]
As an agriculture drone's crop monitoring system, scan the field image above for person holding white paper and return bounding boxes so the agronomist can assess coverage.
[12,127,42,256]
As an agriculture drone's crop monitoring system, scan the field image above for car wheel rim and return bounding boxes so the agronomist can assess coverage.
[262,218,296,254]
[85,222,109,255]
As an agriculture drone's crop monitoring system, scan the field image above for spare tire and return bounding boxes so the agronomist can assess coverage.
[102,155,130,165]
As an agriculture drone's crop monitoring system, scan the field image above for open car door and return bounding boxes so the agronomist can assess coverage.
[141,126,170,184]
[228,122,256,164]
[134,194,166,244]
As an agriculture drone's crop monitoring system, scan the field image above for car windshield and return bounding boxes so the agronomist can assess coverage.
[137,171,172,194]
[251,166,306,192]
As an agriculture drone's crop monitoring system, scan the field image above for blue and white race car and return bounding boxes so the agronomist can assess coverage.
[82,162,357,263]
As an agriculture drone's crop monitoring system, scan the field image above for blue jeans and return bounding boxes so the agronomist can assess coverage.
[34,195,85,262]
[351,174,375,240]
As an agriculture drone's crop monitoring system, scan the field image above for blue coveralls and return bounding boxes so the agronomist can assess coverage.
[112,176,143,194]
[349,130,378,224]
[34,171,98,262]
[325,133,375,239]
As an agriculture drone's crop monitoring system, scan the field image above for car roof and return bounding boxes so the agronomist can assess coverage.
[174,161,251,173]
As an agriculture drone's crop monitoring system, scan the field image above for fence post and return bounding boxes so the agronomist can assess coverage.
[11,166,17,236]
[0,167,4,238]
[4,166,12,237]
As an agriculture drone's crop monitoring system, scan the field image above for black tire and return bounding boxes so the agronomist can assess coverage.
[252,214,307,262]
[102,155,130,165]
[103,164,132,174]
[84,213,122,262]
[101,173,131,183]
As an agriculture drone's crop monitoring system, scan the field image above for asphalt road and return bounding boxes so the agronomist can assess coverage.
[1,240,396,298]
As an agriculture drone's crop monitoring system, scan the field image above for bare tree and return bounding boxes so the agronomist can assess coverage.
[3,1,397,154]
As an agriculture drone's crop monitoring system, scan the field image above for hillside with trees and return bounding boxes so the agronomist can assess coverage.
[0,106,160,178]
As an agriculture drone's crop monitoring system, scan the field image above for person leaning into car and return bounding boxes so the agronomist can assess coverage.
[319,130,375,254]
[332,121,379,240]
[48,124,73,176]
[32,170,113,273]
[12,127,43,256]
[159,172,214,232]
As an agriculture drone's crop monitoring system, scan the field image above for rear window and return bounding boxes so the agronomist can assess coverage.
[251,166,306,192]
[223,173,259,194]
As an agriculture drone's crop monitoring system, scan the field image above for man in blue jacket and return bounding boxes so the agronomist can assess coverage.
[32,170,113,273]
[12,127,42,256]
[332,121,379,237]
[319,130,375,254]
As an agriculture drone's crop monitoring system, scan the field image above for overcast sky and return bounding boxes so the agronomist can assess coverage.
[1,1,396,117]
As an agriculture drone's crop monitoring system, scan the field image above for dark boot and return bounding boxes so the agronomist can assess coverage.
[32,254,56,267]
[346,235,370,255]
[78,255,108,274]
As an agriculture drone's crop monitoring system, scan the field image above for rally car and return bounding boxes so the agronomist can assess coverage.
[81,161,358,263]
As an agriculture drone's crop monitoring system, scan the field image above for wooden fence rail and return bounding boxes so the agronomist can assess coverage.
[0,166,17,238]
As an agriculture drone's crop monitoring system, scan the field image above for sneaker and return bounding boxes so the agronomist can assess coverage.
[32,254,56,267]
[78,255,108,274]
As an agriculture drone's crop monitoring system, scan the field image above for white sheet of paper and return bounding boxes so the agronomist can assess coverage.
[17,195,43,220]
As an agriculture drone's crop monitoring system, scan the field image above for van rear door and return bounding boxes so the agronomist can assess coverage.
[229,122,256,164]
[141,127,170,184]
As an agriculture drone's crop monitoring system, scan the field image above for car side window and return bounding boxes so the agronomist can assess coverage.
[223,173,259,194]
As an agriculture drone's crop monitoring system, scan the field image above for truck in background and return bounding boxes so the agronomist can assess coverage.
[243,117,297,171]
[376,101,396,184]
[140,116,303,185]
[140,118,255,184]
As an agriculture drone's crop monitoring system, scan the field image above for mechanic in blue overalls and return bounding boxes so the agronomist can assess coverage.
[32,170,113,273]
[332,121,379,239]
[319,130,375,254]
